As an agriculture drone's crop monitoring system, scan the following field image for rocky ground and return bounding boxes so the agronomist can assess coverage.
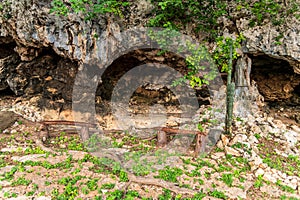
[0,96,300,200]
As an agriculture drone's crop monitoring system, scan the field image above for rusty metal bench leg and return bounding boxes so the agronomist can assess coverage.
[40,124,50,142]
[157,130,167,147]
[80,126,90,142]
[194,133,203,157]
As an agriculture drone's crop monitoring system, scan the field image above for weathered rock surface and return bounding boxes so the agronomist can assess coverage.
[0,111,17,131]
[0,0,299,109]
[0,0,107,62]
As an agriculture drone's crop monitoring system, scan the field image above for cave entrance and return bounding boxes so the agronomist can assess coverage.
[0,41,16,59]
[250,54,300,124]
[95,49,211,129]
[0,87,15,97]
[0,40,17,103]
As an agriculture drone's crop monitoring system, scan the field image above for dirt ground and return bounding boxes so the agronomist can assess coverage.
[0,95,300,200]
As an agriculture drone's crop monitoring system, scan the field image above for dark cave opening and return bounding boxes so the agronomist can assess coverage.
[0,87,15,96]
[250,54,300,124]
[295,84,300,96]
[0,42,16,59]
[96,49,212,116]
[250,54,300,104]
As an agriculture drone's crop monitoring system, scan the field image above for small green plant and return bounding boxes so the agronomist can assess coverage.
[124,190,140,200]
[197,123,204,132]
[158,189,172,200]
[193,191,206,199]
[0,157,7,168]
[2,166,18,181]
[119,170,129,182]
[216,164,232,172]
[254,133,261,139]
[156,166,183,182]
[101,183,115,189]
[254,175,264,188]
[4,191,18,198]
[276,180,295,193]
[26,183,39,196]
[203,171,211,179]
[208,190,227,199]
[24,146,46,154]
[112,140,124,148]
[81,186,90,195]
[86,178,99,191]
[45,180,51,186]
[106,189,123,200]
[220,173,234,187]
[12,176,32,186]
[279,195,300,200]
[131,161,152,176]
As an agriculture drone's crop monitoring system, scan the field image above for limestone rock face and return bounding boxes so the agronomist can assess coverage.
[0,54,19,91]
[0,0,107,62]
[236,17,300,75]
[0,0,299,105]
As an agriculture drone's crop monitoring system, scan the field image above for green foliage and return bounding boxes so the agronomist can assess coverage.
[24,146,46,154]
[12,176,32,186]
[149,0,227,39]
[1,166,18,181]
[254,174,264,188]
[0,0,12,19]
[50,0,69,16]
[101,183,115,189]
[124,190,140,200]
[158,189,172,200]
[234,0,300,27]
[250,0,283,26]
[105,189,139,200]
[276,180,295,193]
[208,190,227,199]
[184,41,218,88]
[0,157,7,168]
[55,175,84,199]
[86,178,99,191]
[119,170,129,182]
[50,0,129,19]
[106,189,123,200]
[156,166,183,182]
[213,35,244,72]
[149,28,219,88]
[193,191,206,199]
[4,191,18,198]
[220,173,234,187]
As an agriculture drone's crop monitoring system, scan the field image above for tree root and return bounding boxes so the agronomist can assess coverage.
[127,173,196,196]
[35,138,56,154]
